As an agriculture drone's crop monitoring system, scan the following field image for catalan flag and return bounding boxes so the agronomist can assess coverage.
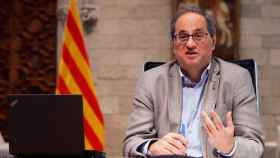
[55,0,104,151]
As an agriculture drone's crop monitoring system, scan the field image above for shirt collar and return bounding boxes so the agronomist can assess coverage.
[179,64,211,88]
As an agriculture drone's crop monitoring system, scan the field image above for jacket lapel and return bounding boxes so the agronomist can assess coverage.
[201,58,221,158]
[202,58,220,113]
[167,61,183,132]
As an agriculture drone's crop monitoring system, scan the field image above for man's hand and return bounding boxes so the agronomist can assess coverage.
[149,133,187,155]
[202,111,235,154]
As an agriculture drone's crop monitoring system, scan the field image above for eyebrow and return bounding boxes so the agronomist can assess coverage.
[177,28,207,34]
[193,28,207,33]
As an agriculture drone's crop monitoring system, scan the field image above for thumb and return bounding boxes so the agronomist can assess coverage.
[226,111,234,128]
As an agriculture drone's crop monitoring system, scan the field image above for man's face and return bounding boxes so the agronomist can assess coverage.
[173,12,215,70]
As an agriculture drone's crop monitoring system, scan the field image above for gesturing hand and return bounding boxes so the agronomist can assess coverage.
[202,111,235,154]
[149,133,188,156]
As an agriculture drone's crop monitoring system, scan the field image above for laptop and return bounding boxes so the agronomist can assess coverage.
[8,94,84,156]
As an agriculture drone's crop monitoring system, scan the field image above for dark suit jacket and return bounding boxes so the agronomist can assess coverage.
[123,57,264,158]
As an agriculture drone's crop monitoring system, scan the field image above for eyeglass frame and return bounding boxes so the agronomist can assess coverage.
[172,31,210,45]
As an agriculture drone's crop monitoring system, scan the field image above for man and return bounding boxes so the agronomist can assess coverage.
[123,6,264,158]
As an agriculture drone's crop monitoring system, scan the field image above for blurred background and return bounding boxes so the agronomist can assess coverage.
[0,0,280,157]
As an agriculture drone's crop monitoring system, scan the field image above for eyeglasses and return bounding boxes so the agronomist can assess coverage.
[173,31,209,44]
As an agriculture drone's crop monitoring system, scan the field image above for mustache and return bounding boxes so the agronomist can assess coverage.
[185,50,198,54]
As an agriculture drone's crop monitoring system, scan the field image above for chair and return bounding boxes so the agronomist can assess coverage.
[144,59,259,113]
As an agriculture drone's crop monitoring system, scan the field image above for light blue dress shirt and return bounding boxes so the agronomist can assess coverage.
[179,65,209,157]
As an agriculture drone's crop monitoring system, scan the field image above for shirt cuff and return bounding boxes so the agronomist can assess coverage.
[142,139,154,155]
[219,140,237,157]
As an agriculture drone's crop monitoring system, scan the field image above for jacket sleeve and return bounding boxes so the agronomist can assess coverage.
[122,73,158,158]
[231,69,264,158]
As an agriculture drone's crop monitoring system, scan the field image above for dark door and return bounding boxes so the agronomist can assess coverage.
[0,0,57,140]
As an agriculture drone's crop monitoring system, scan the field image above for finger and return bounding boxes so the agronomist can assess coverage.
[226,112,234,128]
[167,138,186,151]
[202,121,213,137]
[149,140,172,155]
[165,136,187,153]
[162,140,185,155]
[211,111,224,130]
[202,111,217,134]
[168,133,188,147]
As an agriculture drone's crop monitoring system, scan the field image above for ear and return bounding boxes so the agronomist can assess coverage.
[171,40,176,52]
[211,35,216,51]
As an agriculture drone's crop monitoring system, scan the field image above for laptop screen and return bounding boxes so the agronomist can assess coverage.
[8,94,84,155]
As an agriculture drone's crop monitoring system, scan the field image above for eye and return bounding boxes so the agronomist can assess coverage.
[193,33,205,41]
[178,33,189,41]
[193,33,204,38]
[178,34,188,38]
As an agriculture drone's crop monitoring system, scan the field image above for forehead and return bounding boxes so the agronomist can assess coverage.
[175,12,207,32]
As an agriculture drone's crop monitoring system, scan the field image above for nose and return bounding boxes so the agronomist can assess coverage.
[185,37,197,49]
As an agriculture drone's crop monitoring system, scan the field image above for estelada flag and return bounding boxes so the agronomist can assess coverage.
[55,0,104,151]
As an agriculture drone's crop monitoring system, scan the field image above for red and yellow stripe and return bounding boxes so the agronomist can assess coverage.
[56,0,104,151]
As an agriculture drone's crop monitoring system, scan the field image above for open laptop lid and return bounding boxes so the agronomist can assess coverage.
[8,94,84,155]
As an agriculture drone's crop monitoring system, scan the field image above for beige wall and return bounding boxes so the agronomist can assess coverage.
[86,0,172,157]
[239,0,280,157]
[58,0,280,157]
[240,0,280,140]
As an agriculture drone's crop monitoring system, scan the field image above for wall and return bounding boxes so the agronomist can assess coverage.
[240,0,280,144]
[239,0,280,157]
[85,0,172,157]
[58,0,280,157]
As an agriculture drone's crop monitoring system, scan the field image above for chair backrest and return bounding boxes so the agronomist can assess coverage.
[144,59,259,112]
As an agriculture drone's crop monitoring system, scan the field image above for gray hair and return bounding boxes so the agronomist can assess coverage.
[171,5,216,39]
